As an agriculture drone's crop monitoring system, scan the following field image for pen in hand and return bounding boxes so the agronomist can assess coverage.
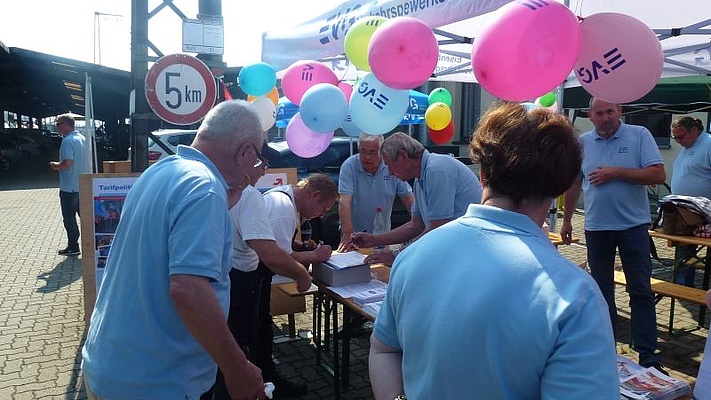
[346,229,367,248]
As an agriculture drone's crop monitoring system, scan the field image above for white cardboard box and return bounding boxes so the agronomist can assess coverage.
[313,262,371,287]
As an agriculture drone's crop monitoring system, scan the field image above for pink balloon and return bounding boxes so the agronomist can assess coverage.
[285,113,334,158]
[281,60,338,106]
[368,17,439,90]
[471,1,581,101]
[338,82,354,102]
[574,13,663,104]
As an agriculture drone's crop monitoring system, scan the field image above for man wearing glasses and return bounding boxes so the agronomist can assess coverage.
[82,101,267,400]
[669,116,711,286]
[337,133,414,252]
[49,114,86,256]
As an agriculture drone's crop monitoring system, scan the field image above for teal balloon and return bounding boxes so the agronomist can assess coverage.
[428,87,452,107]
[538,92,556,108]
[239,62,276,97]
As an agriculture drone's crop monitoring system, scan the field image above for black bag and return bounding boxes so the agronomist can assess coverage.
[659,202,705,236]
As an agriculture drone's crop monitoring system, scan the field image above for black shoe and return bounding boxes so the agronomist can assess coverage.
[642,362,669,376]
[58,247,80,256]
[271,375,307,398]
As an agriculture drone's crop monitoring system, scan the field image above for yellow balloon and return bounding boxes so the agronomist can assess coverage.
[425,102,452,131]
[344,16,387,72]
[247,86,279,106]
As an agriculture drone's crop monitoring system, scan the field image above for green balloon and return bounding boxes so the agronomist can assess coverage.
[538,92,556,108]
[428,88,452,107]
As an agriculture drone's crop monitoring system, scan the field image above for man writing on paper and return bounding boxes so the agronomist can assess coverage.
[346,132,481,265]
[337,133,414,252]
[243,173,338,397]
[208,144,312,399]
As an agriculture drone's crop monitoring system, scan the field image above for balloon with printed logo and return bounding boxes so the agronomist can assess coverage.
[344,16,387,72]
[341,114,362,138]
[238,62,276,97]
[349,73,410,135]
[282,60,338,105]
[299,83,349,133]
[425,102,452,131]
[574,13,663,103]
[428,120,455,145]
[338,82,354,102]
[471,0,581,101]
[247,86,279,106]
[428,87,452,107]
[285,113,334,158]
[250,97,277,131]
[368,17,439,90]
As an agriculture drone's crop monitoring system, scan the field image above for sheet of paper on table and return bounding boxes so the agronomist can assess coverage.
[325,251,368,270]
[329,279,387,299]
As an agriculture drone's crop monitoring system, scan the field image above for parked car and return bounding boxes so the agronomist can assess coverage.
[0,136,22,164]
[128,129,198,161]
[148,129,198,161]
[13,135,43,157]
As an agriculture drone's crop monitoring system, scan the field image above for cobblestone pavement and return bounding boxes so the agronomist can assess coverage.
[0,164,707,399]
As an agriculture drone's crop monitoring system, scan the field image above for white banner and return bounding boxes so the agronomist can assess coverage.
[262,0,511,71]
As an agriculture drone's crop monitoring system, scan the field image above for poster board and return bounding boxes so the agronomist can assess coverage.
[79,173,139,326]
[79,168,301,328]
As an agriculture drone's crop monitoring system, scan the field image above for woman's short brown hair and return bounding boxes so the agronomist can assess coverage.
[470,102,581,205]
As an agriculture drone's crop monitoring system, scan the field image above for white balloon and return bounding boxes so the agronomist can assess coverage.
[251,97,277,132]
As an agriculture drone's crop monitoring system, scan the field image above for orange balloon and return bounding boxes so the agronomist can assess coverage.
[248,86,279,106]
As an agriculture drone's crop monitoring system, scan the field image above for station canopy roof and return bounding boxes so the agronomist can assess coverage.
[0,43,131,122]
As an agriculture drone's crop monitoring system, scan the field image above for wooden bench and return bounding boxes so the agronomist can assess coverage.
[613,270,707,334]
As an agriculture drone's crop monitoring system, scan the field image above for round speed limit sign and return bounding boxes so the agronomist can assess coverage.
[145,54,217,125]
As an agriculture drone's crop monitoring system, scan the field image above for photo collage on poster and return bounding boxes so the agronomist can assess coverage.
[92,177,137,293]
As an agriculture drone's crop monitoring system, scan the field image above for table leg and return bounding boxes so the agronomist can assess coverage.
[700,247,710,327]
[314,292,322,365]
[333,300,340,400]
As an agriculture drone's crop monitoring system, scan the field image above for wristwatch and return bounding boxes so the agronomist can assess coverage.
[392,248,400,257]
[394,395,407,400]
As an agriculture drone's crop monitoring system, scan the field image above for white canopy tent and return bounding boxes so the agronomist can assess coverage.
[262,0,711,89]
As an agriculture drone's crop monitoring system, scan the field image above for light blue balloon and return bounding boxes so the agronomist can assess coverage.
[349,73,410,135]
[238,62,276,97]
[341,114,362,137]
[299,83,348,133]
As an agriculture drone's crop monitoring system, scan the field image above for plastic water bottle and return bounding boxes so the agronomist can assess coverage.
[372,207,387,252]
[547,199,557,233]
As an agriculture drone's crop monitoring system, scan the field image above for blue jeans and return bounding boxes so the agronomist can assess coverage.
[586,224,660,366]
[60,190,80,251]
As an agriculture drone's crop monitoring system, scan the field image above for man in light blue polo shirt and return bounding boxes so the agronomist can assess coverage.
[81,101,266,400]
[348,132,482,265]
[670,116,711,286]
[337,133,414,251]
[561,98,667,373]
[49,114,86,256]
